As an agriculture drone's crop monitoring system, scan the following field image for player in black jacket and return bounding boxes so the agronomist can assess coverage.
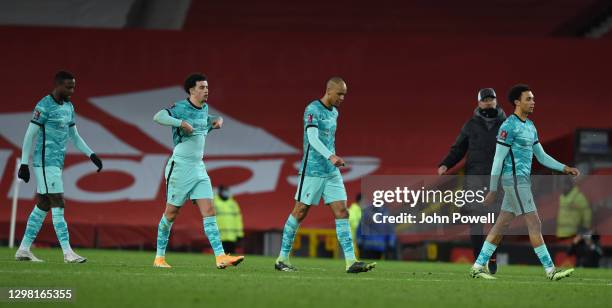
[438,88,506,274]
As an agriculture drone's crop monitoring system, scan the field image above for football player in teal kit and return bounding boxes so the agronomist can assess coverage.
[16,71,103,263]
[152,73,244,269]
[471,84,580,280]
[275,77,375,273]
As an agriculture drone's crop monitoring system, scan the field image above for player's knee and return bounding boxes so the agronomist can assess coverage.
[293,212,307,223]
[36,194,51,212]
[194,199,216,217]
[201,207,215,217]
[36,204,50,212]
[48,194,65,208]
[36,202,50,212]
[292,204,309,222]
[199,205,216,217]
[165,212,178,222]
[495,214,513,229]
[499,219,512,230]
[328,200,348,219]
[164,205,180,222]
[526,217,542,231]
[334,206,349,219]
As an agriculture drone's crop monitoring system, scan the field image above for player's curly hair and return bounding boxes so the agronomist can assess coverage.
[184,73,207,94]
[507,84,530,106]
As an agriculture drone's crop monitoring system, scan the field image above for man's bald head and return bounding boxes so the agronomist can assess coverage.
[323,76,347,107]
[326,77,346,90]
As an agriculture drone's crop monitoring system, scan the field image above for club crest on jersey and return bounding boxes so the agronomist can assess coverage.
[307,114,313,124]
[500,130,508,140]
[33,110,41,120]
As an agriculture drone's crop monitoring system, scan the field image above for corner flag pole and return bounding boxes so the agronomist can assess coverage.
[9,158,21,248]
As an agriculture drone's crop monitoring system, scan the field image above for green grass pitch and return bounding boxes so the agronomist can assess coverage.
[0,247,611,307]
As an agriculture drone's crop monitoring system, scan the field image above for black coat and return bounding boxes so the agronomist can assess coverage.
[440,110,506,176]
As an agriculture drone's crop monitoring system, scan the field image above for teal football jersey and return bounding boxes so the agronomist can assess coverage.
[165,99,215,163]
[30,95,76,168]
[496,114,539,185]
[299,100,338,177]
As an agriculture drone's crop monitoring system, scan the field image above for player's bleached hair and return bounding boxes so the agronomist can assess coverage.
[507,84,531,106]
[54,70,75,84]
[326,76,345,89]
[184,73,208,94]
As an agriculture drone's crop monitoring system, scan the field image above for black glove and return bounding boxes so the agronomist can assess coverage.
[18,164,30,183]
[90,153,103,172]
